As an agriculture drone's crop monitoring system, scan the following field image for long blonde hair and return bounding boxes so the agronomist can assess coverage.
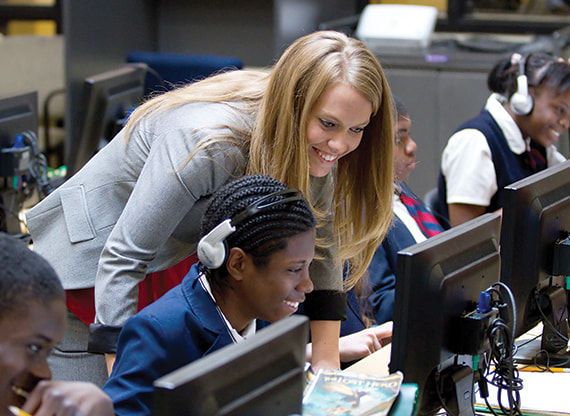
[123,69,269,148]
[123,31,394,289]
[248,31,394,289]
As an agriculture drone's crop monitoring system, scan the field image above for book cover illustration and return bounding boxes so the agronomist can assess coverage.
[303,369,404,416]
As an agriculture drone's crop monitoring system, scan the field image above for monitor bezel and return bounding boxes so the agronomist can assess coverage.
[67,64,146,175]
[0,91,38,148]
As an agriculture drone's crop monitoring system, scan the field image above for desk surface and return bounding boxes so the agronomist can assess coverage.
[346,329,570,416]
[475,369,570,415]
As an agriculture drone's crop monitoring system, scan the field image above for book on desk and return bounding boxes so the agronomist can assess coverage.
[303,366,418,416]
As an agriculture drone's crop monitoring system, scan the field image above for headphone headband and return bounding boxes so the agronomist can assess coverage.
[231,188,304,226]
[197,187,306,270]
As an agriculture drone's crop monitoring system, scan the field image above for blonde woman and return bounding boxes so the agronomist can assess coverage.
[26,30,394,385]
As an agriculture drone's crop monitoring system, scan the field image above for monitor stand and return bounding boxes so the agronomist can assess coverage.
[539,285,569,355]
[451,365,476,416]
[424,364,476,416]
[514,292,570,369]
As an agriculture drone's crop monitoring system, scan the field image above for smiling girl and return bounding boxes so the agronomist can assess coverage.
[438,52,570,226]
[102,175,316,415]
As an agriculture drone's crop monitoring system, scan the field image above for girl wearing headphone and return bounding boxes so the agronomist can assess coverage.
[102,175,316,415]
[26,30,394,384]
[438,52,570,227]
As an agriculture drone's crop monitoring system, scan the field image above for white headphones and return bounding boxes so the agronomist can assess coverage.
[509,53,534,116]
[197,188,304,269]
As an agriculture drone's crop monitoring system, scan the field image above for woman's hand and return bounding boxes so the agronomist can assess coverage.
[306,321,393,365]
[338,321,393,363]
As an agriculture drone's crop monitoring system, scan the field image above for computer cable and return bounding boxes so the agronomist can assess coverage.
[0,192,29,232]
[512,332,540,358]
[21,130,54,198]
[478,283,523,416]
[485,319,523,416]
[488,282,518,344]
[531,349,570,369]
[42,88,65,162]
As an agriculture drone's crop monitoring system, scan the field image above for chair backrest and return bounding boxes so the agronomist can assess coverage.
[126,51,243,97]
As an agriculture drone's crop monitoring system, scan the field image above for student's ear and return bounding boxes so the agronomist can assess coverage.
[226,247,248,282]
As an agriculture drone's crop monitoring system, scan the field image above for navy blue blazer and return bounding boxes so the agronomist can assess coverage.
[363,183,444,325]
[363,216,417,325]
[103,264,237,416]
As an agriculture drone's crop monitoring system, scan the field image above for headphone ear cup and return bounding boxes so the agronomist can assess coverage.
[510,73,534,116]
[197,219,235,269]
[197,238,227,270]
[510,91,534,116]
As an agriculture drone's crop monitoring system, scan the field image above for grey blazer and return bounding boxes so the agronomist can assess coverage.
[27,102,249,326]
[26,100,341,331]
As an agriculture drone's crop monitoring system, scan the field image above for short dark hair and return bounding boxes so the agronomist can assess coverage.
[393,95,408,119]
[199,175,316,294]
[488,52,570,98]
[0,232,65,320]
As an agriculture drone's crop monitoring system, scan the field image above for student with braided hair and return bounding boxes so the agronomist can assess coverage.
[438,52,570,227]
[26,30,394,383]
[103,175,317,416]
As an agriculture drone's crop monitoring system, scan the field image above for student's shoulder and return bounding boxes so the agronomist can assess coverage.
[150,101,248,130]
[444,128,489,155]
[128,285,189,327]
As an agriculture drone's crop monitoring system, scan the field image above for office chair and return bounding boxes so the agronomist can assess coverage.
[126,51,243,97]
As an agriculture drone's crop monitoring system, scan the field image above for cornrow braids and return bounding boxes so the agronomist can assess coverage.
[0,232,65,320]
[199,175,316,294]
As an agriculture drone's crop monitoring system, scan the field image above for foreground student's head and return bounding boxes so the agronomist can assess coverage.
[198,175,317,326]
[0,233,66,412]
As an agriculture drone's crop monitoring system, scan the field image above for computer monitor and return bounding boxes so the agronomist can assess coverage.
[0,91,38,235]
[500,160,570,356]
[152,315,309,416]
[67,63,147,175]
[390,213,502,416]
[0,91,38,149]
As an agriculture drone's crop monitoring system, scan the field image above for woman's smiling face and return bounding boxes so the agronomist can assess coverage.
[306,82,372,177]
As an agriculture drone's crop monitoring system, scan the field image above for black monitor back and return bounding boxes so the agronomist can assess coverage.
[500,160,570,339]
[390,213,502,415]
[152,315,308,416]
